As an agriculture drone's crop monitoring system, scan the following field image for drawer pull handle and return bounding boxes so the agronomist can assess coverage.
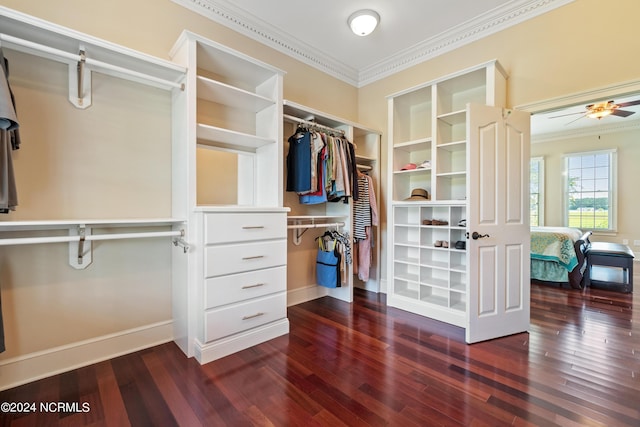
[242,226,265,230]
[242,283,265,289]
[242,255,264,260]
[242,312,265,320]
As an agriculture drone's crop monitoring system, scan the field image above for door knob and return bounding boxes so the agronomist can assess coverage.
[471,231,489,240]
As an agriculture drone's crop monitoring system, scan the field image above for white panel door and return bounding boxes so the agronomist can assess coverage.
[466,103,530,343]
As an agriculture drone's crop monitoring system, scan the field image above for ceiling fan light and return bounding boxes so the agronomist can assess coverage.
[587,109,613,119]
[348,10,379,36]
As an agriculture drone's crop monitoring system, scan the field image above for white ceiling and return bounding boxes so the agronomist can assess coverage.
[172,0,574,87]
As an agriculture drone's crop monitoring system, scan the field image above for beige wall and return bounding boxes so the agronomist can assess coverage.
[1,0,639,378]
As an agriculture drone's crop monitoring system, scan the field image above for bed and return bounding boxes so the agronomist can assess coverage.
[531,227,592,289]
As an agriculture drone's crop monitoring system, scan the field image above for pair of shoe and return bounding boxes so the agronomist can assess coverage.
[422,219,448,226]
[434,240,449,248]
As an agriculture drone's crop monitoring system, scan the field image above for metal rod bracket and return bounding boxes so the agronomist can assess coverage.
[173,229,189,253]
[69,45,92,109]
[69,225,93,269]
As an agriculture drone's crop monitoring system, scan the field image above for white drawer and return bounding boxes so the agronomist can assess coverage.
[204,240,286,278]
[204,293,286,342]
[204,266,286,309]
[204,212,286,244]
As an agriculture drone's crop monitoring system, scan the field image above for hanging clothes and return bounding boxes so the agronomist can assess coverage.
[299,143,328,204]
[298,131,324,195]
[285,126,359,204]
[286,129,312,193]
[354,173,378,282]
[0,48,20,213]
[353,174,371,240]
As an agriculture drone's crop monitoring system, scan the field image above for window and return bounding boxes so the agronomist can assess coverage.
[565,150,616,231]
[530,157,544,226]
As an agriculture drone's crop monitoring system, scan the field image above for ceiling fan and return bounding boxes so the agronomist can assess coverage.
[550,99,640,123]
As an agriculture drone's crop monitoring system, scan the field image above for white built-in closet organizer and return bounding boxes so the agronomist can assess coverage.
[283,101,382,305]
[0,7,188,266]
[0,6,380,381]
[170,31,289,364]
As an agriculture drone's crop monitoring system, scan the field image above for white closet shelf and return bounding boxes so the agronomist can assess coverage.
[437,110,466,125]
[436,171,466,177]
[0,6,186,109]
[287,215,347,245]
[392,200,466,206]
[437,141,466,151]
[394,138,432,150]
[172,31,285,89]
[355,154,376,162]
[0,218,185,232]
[196,124,274,152]
[196,76,275,112]
[195,206,289,213]
[0,218,188,268]
[393,168,431,175]
[287,215,348,221]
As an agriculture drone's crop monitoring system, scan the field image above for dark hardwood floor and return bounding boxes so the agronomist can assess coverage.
[1,282,638,426]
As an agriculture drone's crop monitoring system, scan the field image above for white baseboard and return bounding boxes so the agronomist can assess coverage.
[0,320,173,391]
[379,278,388,295]
[286,284,328,306]
[353,279,380,293]
[194,319,289,364]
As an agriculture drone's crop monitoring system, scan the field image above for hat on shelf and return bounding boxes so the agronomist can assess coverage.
[417,160,431,169]
[400,163,417,171]
[404,188,430,201]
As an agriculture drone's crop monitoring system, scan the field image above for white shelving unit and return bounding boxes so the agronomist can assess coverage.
[0,7,190,389]
[0,7,187,250]
[283,100,382,303]
[170,31,289,364]
[0,6,185,109]
[387,60,507,328]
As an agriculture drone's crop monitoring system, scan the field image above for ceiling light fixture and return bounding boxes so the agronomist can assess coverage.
[587,106,615,120]
[348,9,380,36]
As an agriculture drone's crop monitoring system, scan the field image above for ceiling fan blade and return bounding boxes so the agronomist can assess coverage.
[565,114,587,125]
[549,111,585,119]
[611,109,635,117]
[616,99,640,108]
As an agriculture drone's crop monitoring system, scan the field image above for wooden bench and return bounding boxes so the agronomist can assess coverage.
[585,242,634,293]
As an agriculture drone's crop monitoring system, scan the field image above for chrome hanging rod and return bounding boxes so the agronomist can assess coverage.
[286,222,345,230]
[0,229,183,246]
[283,114,345,135]
[0,33,184,91]
[287,220,345,246]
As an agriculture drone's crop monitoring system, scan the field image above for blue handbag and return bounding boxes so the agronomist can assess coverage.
[316,247,342,288]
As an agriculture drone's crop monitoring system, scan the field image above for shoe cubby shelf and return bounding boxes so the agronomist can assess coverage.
[387,59,507,328]
[392,203,467,318]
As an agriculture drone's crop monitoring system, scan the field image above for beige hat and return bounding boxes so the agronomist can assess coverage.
[405,188,430,201]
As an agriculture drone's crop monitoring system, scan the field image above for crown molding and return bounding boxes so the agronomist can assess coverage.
[172,0,574,87]
[358,0,575,86]
[170,0,359,86]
